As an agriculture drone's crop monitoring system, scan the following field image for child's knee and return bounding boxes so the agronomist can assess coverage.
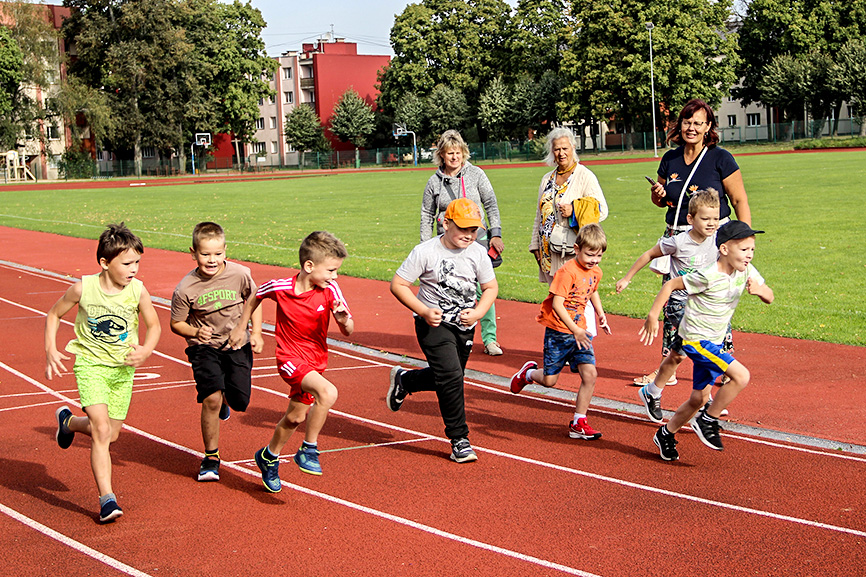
[202,392,222,412]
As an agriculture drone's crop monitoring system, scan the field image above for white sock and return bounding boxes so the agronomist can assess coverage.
[573,413,586,424]
[525,368,536,384]
[647,382,664,397]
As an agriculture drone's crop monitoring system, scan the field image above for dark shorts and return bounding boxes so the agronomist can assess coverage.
[542,327,595,376]
[682,340,736,391]
[186,343,253,411]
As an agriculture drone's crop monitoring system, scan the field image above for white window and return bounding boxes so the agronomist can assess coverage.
[270,116,277,129]
[283,67,292,80]
[255,117,265,130]
[271,141,278,153]
[746,113,760,127]
[727,115,737,127]
[142,146,155,158]
[251,142,266,154]
[284,91,294,104]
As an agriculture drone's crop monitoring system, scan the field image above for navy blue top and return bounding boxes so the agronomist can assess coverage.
[657,145,739,227]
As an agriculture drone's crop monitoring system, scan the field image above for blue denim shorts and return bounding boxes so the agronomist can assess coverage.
[682,340,736,390]
[543,327,595,375]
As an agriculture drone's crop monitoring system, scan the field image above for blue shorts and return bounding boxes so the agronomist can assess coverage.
[543,328,595,376]
[682,340,736,391]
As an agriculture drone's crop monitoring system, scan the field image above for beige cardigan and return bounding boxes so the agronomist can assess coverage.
[529,164,609,282]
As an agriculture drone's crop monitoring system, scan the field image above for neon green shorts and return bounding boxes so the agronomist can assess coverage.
[74,356,135,420]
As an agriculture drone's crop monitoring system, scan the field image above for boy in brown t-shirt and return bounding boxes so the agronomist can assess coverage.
[170,222,263,481]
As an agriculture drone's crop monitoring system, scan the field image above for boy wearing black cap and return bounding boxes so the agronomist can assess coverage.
[388,198,498,463]
[639,221,774,460]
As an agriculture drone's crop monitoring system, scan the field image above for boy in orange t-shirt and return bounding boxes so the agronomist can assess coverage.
[510,223,611,439]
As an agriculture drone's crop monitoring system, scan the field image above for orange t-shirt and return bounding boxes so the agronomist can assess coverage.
[536,259,602,334]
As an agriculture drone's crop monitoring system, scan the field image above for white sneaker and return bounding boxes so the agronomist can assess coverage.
[632,369,676,387]
[484,341,503,356]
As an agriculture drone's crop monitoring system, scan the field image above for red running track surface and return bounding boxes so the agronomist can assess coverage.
[0,227,864,576]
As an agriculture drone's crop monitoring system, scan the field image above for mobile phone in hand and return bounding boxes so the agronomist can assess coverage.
[645,175,657,185]
[488,245,501,259]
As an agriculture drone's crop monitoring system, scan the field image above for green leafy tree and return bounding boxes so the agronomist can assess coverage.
[0,28,23,121]
[330,88,376,168]
[830,39,866,136]
[562,0,738,150]
[757,54,806,140]
[507,0,568,80]
[425,84,469,138]
[284,104,328,167]
[394,92,428,143]
[478,76,513,140]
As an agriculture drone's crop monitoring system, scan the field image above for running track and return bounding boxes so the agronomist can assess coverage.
[1,228,864,576]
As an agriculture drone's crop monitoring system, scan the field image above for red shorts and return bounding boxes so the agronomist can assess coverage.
[276,356,316,405]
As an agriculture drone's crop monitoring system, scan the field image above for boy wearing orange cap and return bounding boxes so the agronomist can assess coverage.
[388,198,498,463]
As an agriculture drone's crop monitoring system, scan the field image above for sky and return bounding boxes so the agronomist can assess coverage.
[249,0,518,57]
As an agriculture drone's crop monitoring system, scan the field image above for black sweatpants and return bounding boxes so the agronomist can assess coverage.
[401,317,474,440]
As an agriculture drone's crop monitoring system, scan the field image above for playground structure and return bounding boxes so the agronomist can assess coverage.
[5,150,36,182]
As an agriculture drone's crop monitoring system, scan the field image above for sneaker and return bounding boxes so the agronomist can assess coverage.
[703,399,729,417]
[218,402,231,421]
[691,410,724,451]
[99,499,123,523]
[254,447,282,492]
[294,444,322,475]
[632,369,677,387]
[197,457,220,482]
[450,438,478,463]
[568,417,602,440]
[510,361,537,394]
[55,406,74,449]
[387,366,409,412]
[638,385,664,424]
[484,341,503,356]
[653,426,679,461]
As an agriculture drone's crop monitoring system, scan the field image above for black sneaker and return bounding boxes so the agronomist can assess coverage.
[653,426,679,461]
[691,410,724,451]
[638,385,663,424]
[449,438,478,463]
[219,402,231,421]
[55,406,75,449]
[197,457,220,482]
[99,499,123,523]
[387,366,409,412]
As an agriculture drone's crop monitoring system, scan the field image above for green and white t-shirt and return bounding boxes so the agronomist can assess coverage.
[679,262,764,344]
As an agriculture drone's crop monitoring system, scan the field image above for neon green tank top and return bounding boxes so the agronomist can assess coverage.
[66,274,142,366]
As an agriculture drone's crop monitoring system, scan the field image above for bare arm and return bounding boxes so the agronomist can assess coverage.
[551,294,591,349]
[459,278,498,328]
[390,274,442,327]
[638,276,685,346]
[249,305,264,353]
[722,169,751,226]
[590,291,611,335]
[747,278,774,304]
[650,176,667,207]
[331,299,354,337]
[228,293,262,349]
[616,244,665,293]
[44,282,82,379]
[125,286,162,367]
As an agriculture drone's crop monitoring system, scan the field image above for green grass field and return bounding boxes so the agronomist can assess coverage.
[1,149,864,345]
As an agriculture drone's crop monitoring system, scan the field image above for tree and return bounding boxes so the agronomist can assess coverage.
[0,27,23,121]
[284,104,328,168]
[507,0,568,80]
[830,39,866,136]
[478,76,513,140]
[330,88,376,168]
[757,54,806,140]
[561,0,739,150]
[425,84,469,138]
[394,92,427,143]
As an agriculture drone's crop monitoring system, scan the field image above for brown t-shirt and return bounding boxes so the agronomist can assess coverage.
[171,261,256,348]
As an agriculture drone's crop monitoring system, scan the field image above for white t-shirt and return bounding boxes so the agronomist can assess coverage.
[679,262,765,343]
[396,236,495,329]
[658,230,719,301]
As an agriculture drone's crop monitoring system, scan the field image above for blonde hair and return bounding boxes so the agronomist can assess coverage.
[299,231,348,266]
[574,223,607,252]
[433,129,470,168]
[192,221,225,250]
[688,188,721,217]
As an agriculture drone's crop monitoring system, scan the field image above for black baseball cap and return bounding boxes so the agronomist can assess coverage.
[716,221,764,247]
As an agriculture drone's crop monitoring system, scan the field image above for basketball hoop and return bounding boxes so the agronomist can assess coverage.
[194,132,212,147]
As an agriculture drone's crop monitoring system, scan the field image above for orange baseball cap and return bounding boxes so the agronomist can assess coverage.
[443,198,483,228]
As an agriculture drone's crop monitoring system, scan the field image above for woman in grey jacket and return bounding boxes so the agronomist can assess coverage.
[420,130,505,356]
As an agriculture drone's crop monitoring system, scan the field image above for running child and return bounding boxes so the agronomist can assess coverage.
[615,190,721,423]
[229,231,353,492]
[46,223,161,523]
[640,221,774,461]
[388,198,498,463]
[170,222,263,482]
[510,223,611,440]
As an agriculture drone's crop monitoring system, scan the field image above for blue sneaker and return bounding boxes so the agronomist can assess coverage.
[55,406,74,449]
[254,447,282,492]
[219,402,230,421]
[293,444,322,476]
[99,499,123,523]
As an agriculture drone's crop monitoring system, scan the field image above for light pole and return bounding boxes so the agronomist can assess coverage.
[646,22,658,158]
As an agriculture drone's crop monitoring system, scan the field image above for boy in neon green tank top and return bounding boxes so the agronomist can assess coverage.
[45,223,161,523]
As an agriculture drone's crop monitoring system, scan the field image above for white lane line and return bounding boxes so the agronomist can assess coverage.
[0,503,153,577]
